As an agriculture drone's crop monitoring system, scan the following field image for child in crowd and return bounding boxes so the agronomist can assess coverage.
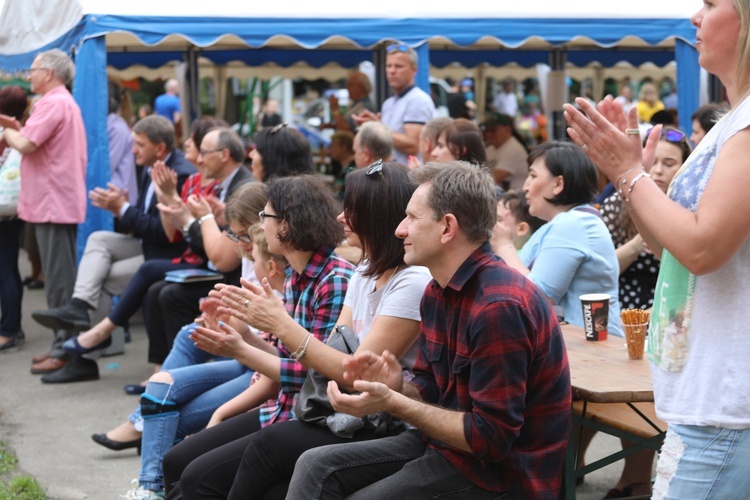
[491,189,545,252]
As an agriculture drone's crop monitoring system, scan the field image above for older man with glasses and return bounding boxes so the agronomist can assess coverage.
[352,44,436,165]
[0,49,87,368]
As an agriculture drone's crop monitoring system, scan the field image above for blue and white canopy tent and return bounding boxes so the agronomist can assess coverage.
[0,0,701,248]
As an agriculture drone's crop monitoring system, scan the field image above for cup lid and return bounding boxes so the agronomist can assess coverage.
[579,293,611,301]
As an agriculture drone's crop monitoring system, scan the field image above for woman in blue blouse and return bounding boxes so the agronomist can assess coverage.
[493,141,622,337]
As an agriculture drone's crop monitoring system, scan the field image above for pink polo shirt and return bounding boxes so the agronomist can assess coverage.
[18,85,87,224]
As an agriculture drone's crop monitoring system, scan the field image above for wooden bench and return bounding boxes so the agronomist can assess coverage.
[572,400,666,438]
[565,401,667,498]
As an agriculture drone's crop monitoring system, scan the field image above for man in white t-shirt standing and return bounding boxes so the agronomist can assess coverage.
[353,45,435,165]
[492,80,519,118]
[482,113,529,191]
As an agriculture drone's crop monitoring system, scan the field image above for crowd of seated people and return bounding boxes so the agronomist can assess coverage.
[7,47,743,499]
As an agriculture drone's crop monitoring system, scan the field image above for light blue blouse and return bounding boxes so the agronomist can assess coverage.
[520,205,623,337]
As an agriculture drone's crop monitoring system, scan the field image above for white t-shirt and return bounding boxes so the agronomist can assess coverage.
[492,91,519,117]
[650,95,750,428]
[344,264,431,369]
[486,136,528,190]
[381,86,436,165]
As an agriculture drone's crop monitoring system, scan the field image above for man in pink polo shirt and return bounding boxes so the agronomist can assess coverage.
[0,48,87,363]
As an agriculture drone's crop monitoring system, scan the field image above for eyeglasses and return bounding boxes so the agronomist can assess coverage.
[270,123,288,134]
[28,67,49,73]
[646,128,687,144]
[199,147,225,156]
[365,159,384,179]
[258,210,283,224]
[386,44,410,54]
[225,228,252,243]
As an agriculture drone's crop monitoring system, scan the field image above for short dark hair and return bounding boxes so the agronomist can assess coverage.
[690,103,726,135]
[527,141,598,206]
[344,163,415,277]
[441,118,487,167]
[253,126,314,181]
[133,115,176,151]
[0,86,27,121]
[190,116,228,150]
[410,161,497,244]
[267,175,344,251]
[501,190,545,233]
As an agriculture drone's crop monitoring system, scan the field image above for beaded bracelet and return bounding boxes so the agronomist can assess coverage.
[291,333,313,361]
[618,171,651,207]
[615,167,639,189]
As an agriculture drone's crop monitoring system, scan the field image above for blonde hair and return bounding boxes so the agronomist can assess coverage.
[248,224,287,270]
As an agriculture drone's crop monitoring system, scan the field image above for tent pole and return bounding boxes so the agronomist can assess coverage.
[72,35,112,260]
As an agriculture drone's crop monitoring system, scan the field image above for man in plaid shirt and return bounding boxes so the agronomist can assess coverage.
[288,162,571,499]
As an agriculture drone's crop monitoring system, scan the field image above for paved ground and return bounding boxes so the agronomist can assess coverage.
[0,252,630,499]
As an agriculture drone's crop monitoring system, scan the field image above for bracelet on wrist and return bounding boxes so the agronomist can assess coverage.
[181,217,196,236]
[617,170,651,208]
[615,167,639,188]
[198,213,215,225]
[290,333,313,361]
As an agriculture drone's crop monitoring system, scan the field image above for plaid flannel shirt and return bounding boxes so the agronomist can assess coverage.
[411,242,571,498]
[258,246,354,427]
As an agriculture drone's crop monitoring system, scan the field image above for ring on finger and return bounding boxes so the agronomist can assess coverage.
[582,144,589,152]
[625,128,640,135]
[243,299,249,307]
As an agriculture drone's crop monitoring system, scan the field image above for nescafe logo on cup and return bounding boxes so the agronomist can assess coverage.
[579,293,610,341]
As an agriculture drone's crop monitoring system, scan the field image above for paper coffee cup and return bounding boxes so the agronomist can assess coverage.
[579,293,610,341]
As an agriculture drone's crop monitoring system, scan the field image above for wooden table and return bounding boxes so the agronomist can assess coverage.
[562,324,654,404]
[561,324,665,499]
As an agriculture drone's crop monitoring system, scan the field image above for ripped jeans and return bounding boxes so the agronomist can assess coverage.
[653,424,750,499]
[138,360,253,492]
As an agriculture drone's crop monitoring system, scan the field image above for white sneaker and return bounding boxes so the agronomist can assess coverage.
[122,479,164,500]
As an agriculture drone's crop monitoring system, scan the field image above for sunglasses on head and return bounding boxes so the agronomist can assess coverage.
[365,159,384,178]
[646,128,687,143]
[270,123,288,134]
[386,43,410,54]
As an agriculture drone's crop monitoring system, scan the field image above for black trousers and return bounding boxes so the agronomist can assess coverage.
[164,411,401,500]
[144,280,215,364]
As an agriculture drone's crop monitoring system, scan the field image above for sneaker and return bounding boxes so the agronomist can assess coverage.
[122,479,164,500]
[31,299,91,331]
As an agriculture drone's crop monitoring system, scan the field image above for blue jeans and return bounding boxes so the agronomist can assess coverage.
[653,424,750,499]
[0,219,23,336]
[128,322,229,427]
[138,359,253,492]
[288,429,509,499]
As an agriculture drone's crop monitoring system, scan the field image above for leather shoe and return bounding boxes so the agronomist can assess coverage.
[63,335,112,355]
[32,352,51,364]
[32,300,90,331]
[30,356,67,374]
[26,278,45,290]
[41,357,99,383]
[91,433,142,454]
[124,384,147,396]
[0,331,25,351]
